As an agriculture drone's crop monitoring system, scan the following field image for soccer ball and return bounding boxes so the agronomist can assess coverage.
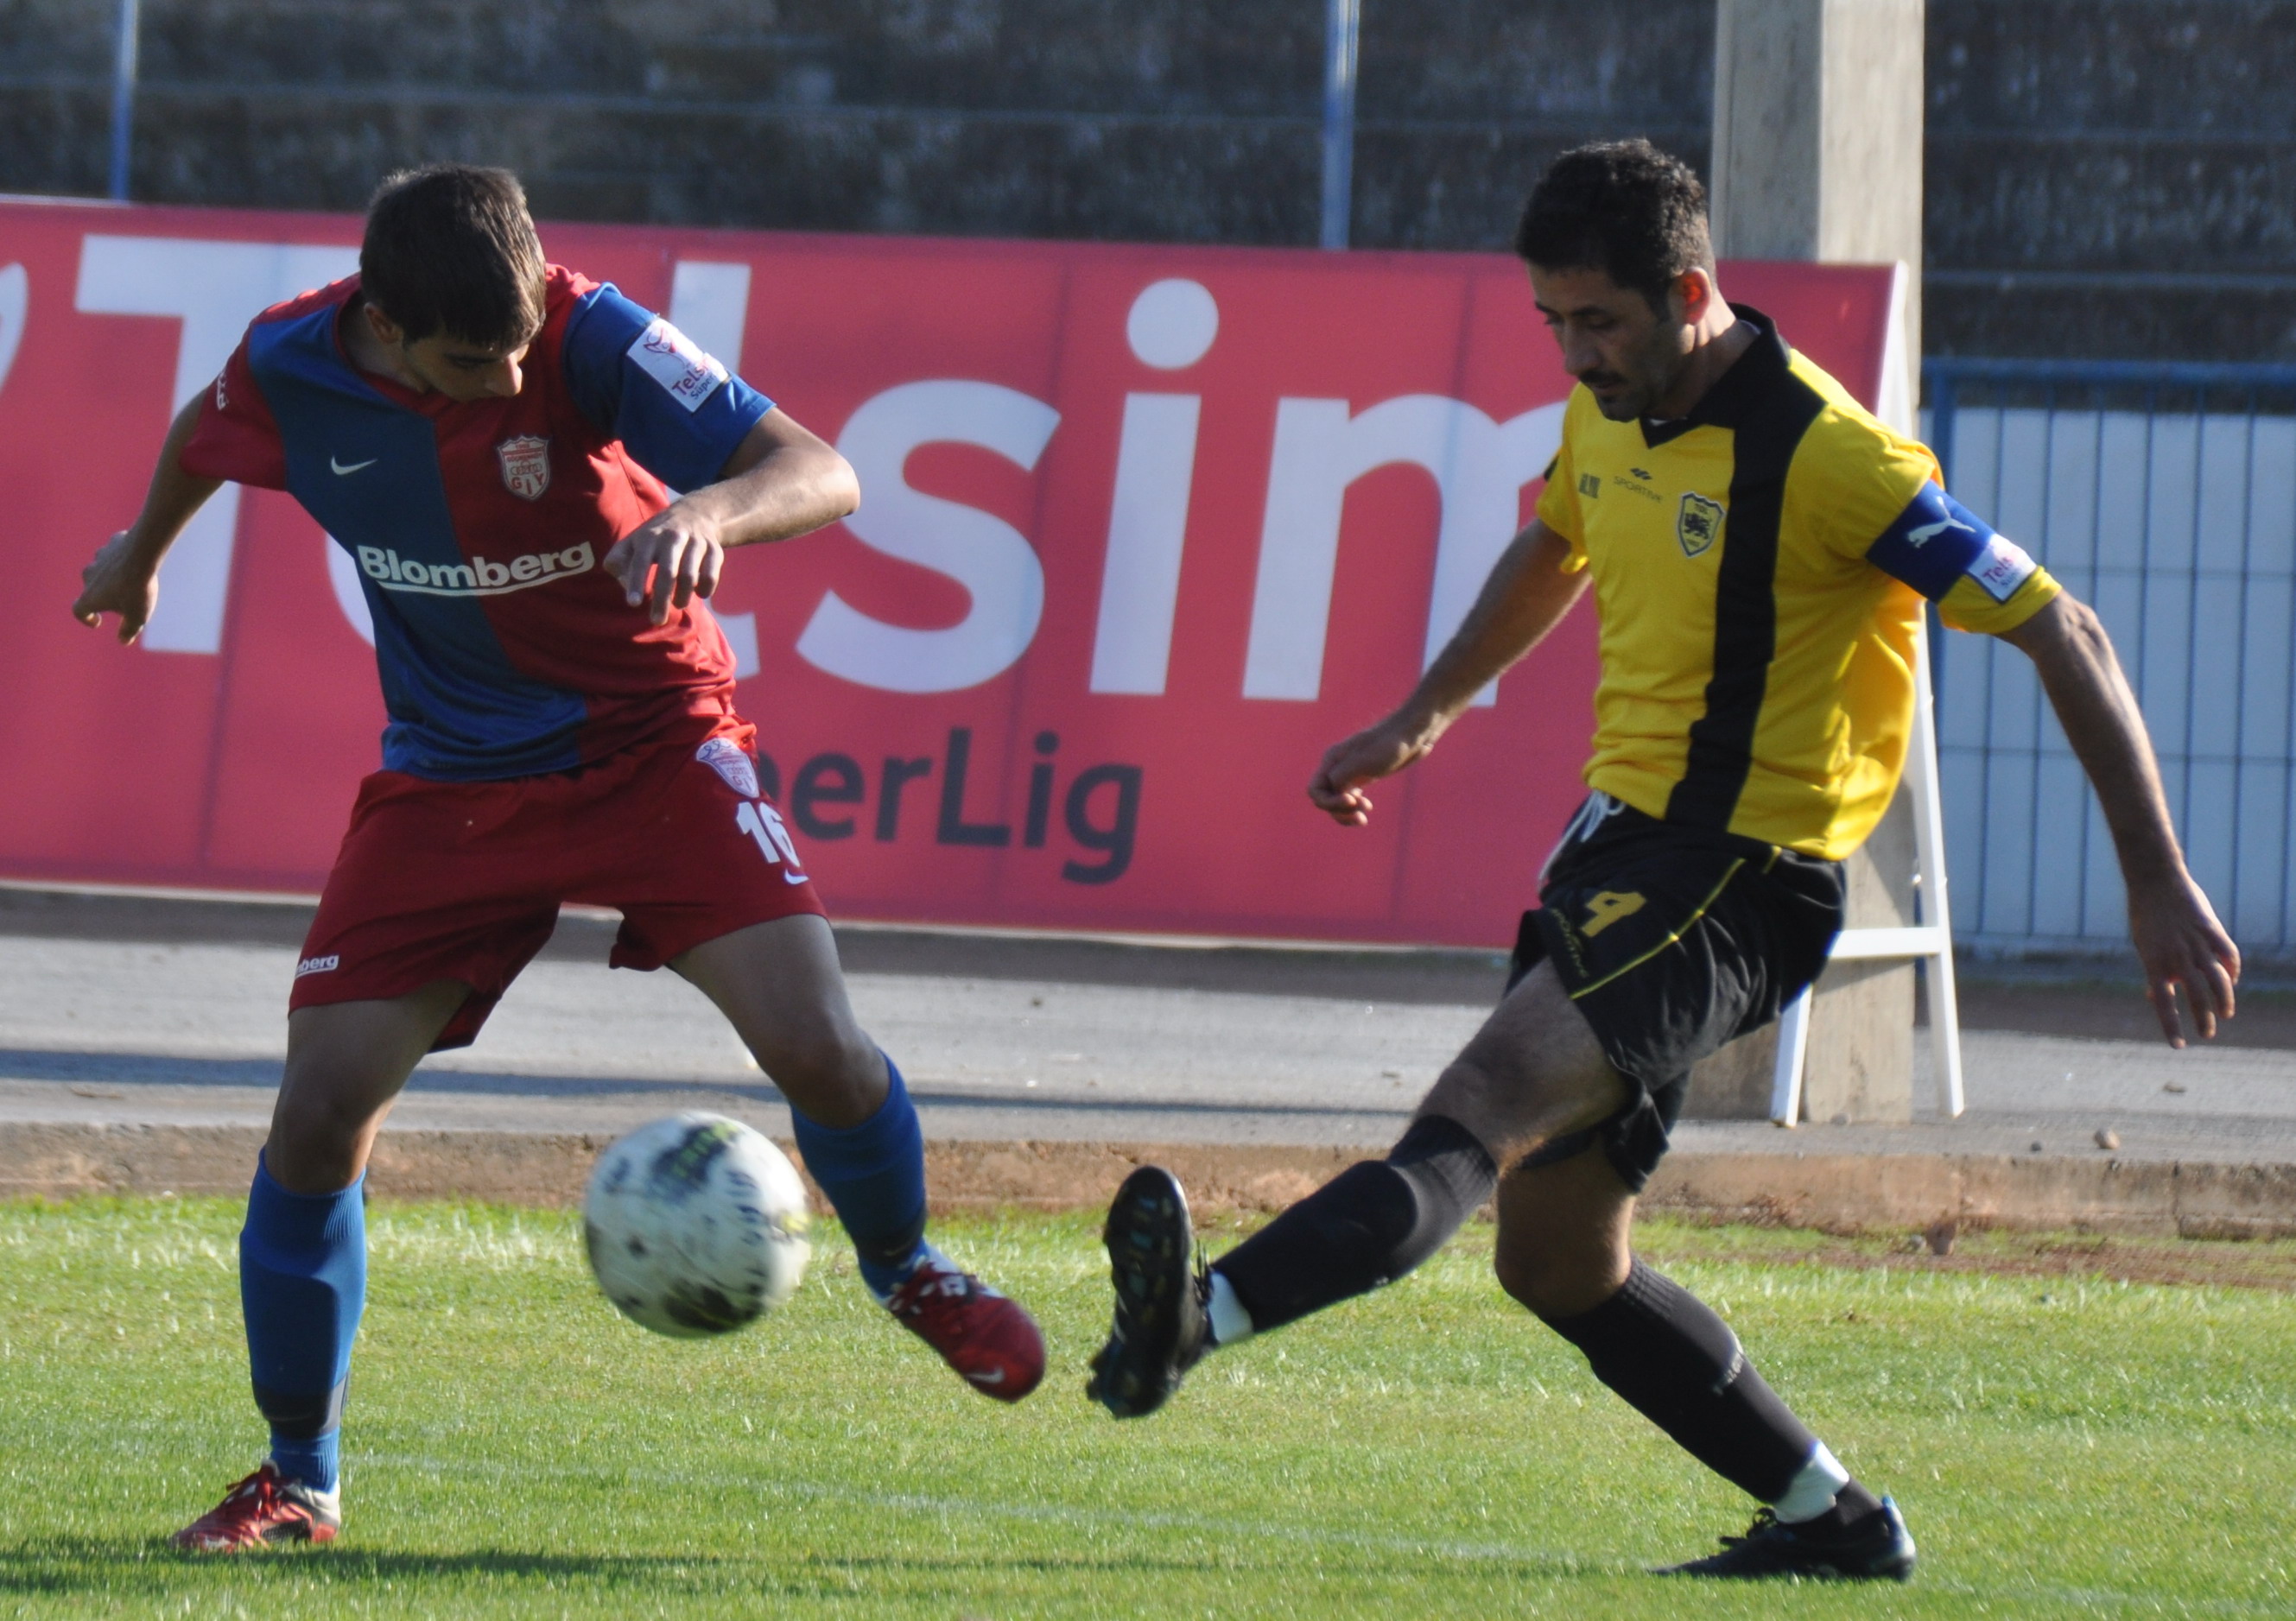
[582,1113,812,1338]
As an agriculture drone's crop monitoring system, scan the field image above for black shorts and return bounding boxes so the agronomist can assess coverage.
[1508,794,1844,1193]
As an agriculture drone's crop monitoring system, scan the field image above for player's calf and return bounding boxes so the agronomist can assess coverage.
[783,1053,1046,1400]
[1532,1257,1906,1577]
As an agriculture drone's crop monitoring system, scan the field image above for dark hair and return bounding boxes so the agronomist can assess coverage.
[1513,140,1713,313]
[359,164,546,346]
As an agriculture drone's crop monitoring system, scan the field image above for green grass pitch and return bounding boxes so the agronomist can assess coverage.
[0,1198,2292,1618]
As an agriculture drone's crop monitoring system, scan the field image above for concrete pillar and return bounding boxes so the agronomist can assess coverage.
[1683,0,1927,1126]
[1709,0,1925,370]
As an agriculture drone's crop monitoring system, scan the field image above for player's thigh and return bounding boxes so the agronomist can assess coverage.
[1418,959,1630,1167]
[672,914,885,1127]
[270,978,471,1192]
[1491,1141,1637,1319]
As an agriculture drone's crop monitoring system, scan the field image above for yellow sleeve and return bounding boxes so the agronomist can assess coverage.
[1787,404,1943,564]
[1938,560,2062,635]
[1533,390,1590,571]
[1785,370,2063,635]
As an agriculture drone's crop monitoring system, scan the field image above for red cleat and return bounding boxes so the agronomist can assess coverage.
[885,1251,1046,1402]
[172,1462,340,1552]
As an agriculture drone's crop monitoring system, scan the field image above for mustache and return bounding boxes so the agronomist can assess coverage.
[1576,370,1629,390]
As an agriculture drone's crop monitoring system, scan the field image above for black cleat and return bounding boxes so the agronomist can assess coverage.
[1656,1497,1916,1581]
[1086,1166,1208,1418]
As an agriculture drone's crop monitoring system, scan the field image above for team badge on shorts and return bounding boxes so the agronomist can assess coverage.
[497,435,552,501]
[1678,492,1725,558]
[695,737,760,799]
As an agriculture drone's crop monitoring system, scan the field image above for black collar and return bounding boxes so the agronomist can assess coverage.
[1640,304,1789,446]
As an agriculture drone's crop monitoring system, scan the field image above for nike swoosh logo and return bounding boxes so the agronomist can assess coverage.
[331,456,377,475]
[967,1369,1006,1386]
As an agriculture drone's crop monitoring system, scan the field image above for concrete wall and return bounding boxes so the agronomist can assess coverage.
[3,0,2290,359]
[1925,0,2296,361]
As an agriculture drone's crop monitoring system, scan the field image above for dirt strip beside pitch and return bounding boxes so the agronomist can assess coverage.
[3,1121,2295,1240]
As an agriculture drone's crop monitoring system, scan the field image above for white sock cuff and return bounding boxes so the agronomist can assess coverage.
[1771,1441,1852,1523]
[1205,1269,1254,1347]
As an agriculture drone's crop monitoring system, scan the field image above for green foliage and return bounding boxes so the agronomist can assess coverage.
[0,1198,2291,1618]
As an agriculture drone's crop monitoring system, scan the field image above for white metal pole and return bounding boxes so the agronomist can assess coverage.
[1768,985,1814,1126]
[108,0,140,201]
[1319,0,1360,250]
[1908,616,1966,1116]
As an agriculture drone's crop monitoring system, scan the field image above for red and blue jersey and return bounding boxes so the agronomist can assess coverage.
[182,266,773,781]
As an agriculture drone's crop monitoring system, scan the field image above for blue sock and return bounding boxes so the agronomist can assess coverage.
[240,1156,365,1494]
[789,1054,929,1299]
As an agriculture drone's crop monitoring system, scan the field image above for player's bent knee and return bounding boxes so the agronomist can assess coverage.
[757,1024,886,1120]
[1494,1237,1627,1320]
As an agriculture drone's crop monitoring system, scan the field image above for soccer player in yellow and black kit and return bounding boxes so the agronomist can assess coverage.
[1087,142,2241,1580]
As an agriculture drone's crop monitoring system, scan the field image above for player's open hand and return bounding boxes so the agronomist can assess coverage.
[605,505,725,626]
[1308,715,1440,826]
[2128,871,2240,1046]
[72,530,162,645]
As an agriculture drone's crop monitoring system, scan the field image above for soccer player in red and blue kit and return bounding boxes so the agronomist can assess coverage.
[71,164,1047,1552]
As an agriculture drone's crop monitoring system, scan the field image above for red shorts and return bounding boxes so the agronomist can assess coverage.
[290,717,826,1050]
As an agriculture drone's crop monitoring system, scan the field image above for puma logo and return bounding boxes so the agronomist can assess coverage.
[1906,517,1973,547]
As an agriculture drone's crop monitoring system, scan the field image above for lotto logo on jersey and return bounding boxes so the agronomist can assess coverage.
[356,541,596,596]
[628,319,728,413]
[497,435,552,500]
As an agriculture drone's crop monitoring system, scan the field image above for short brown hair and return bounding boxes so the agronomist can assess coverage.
[360,164,546,346]
[1513,141,1714,313]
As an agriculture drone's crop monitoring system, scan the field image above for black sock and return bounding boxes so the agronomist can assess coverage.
[1212,1115,1496,1335]
[1800,1479,1884,1535]
[1538,1258,1822,1504]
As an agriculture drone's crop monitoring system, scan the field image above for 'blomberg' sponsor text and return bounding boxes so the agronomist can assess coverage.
[357,542,595,596]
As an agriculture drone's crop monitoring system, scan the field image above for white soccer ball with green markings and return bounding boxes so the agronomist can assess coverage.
[583,1113,812,1338]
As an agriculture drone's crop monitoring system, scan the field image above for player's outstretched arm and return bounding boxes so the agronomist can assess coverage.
[71,396,224,645]
[1309,520,1587,826]
[605,408,859,625]
[1999,592,2240,1045]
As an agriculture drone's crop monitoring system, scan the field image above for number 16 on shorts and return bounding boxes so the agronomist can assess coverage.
[735,800,810,885]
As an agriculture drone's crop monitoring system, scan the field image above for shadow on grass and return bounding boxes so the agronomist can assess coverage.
[0,1536,739,1593]
[0,1537,1440,1595]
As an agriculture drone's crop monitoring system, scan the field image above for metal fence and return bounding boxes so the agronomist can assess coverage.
[1925,358,2296,961]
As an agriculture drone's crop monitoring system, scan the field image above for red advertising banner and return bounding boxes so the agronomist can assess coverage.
[0,198,1896,946]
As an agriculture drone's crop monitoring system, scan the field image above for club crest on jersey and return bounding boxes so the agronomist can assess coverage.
[695,737,760,800]
[1677,492,1725,558]
[497,435,552,501]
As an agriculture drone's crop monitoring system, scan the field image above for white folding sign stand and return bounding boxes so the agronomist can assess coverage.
[1769,619,1965,1124]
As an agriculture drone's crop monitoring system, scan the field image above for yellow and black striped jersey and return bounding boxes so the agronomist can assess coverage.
[1533,307,2058,860]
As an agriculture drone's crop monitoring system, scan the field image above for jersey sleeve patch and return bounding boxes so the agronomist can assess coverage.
[1966,533,2039,602]
[1865,483,2033,603]
[561,283,773,492]
[625,317,729,413]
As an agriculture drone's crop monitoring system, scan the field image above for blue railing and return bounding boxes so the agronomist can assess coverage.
[1925,358,2296,960]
